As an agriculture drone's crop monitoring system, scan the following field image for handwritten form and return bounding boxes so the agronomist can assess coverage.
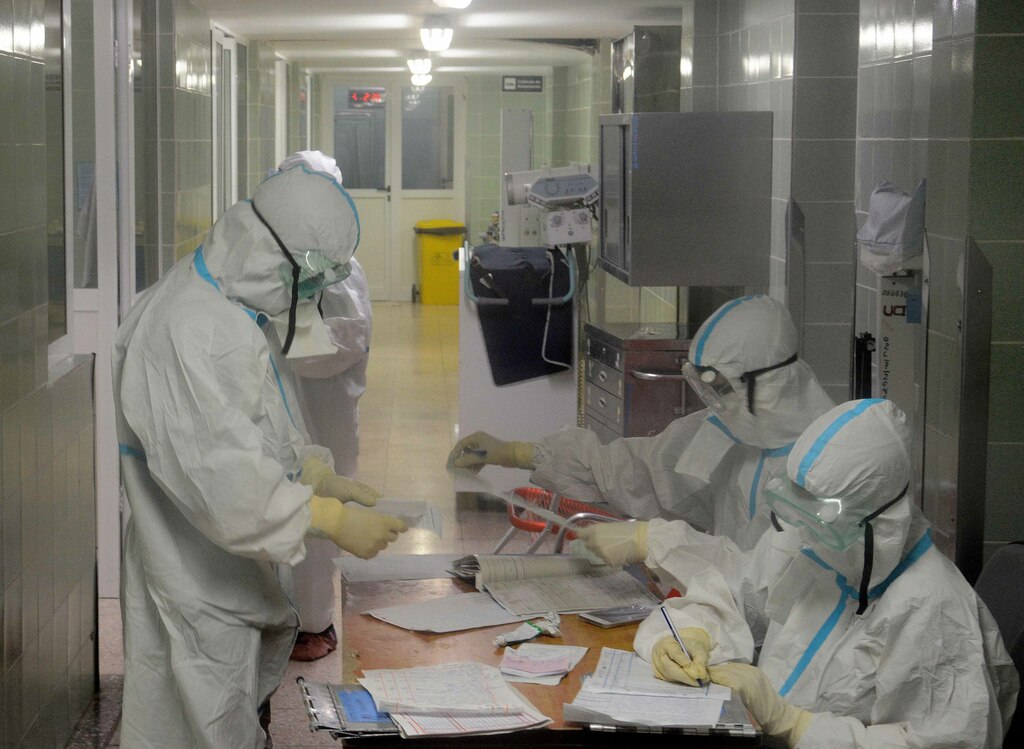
[485,569,659,615]
[563,648,728,728]
[358,662,551,738]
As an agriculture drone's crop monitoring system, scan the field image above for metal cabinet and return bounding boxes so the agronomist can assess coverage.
[582,322,700,443]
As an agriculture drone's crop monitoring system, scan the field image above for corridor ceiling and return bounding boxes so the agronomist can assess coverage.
[197,0,685,73]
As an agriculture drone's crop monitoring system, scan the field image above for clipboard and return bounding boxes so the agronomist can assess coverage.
[296,677,399,739]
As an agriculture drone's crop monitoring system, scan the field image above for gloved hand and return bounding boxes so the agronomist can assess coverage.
[308,496,407,559]
[651,628,712,686]
[300,457,380,507]
[576,521,649,566]
[709,662,812,748]
[448,432,536,471]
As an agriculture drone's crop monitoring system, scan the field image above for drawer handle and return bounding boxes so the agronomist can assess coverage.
[597,370,608,382]
[598,396,607,408]
[631,369,686,381]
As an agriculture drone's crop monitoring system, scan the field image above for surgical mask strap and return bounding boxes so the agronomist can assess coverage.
[739,352,798,414]
[855,483,909,615]
[251,201,301,355]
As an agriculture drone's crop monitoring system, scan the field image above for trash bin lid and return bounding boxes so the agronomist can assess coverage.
[414,219,466,235]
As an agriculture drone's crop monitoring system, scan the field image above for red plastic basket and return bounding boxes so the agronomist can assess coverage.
[506,486,620,542]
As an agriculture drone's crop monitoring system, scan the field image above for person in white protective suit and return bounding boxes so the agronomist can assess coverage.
[624,398,1018,749]
[275,151,375,662]
[112,163,407,749]
[449,294,834,550]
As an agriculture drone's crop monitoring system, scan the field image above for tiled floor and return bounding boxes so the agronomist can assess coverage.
[72,302,550,748]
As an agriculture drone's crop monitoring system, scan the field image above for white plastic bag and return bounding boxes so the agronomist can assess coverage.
[857,179,926,275]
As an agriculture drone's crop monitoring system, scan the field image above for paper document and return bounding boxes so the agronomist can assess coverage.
[588,647,731,700]
[366,591,528,632]
[500,643,589,685]
[486,569,659,616]
[564,688,725,728]
[374,498,443,537]
[358,662,551,738]
[335,553,462,582]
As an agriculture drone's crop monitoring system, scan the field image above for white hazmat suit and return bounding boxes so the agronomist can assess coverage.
[634,399,1019,748]
[113,166,369,748]
[453,295,834,550]
[290,258,372,637]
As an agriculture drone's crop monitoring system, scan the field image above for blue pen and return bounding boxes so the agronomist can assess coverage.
[660,604,707,690]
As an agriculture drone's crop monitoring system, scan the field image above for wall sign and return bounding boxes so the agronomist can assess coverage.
[502,75,543,93]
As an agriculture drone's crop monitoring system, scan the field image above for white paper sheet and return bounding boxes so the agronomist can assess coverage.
[485,569,659,615]
[589,647,731,700]
[358,662,529,715]
[365,592,528,633]
[501,643,589,685]
[374,498,444,537]
[564,689,725,728]
[335,553,462,582]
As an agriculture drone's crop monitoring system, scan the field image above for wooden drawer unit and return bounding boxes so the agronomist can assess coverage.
[581,322,700,444]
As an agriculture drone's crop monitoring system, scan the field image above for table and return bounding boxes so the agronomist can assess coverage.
[335,576,760,747]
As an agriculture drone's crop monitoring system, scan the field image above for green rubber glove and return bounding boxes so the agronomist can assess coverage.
[709,662,813,748]
[301,457,380,507]
[308,496,407,559]
[651,628,712,687]
[448,432,536,471]
[576,521,649,567]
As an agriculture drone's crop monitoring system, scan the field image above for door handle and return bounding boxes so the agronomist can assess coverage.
[631,370,686,381]
[376,185,391,193]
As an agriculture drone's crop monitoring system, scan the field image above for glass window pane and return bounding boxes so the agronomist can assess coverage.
[332,86,386,189]
[401,86,454,190]
[46,0,67,341]
[71,0,97,290]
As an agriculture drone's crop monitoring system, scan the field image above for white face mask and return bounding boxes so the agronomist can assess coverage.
[270,302,337,359]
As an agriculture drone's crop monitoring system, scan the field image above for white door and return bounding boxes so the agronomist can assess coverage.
[317,76,465,301]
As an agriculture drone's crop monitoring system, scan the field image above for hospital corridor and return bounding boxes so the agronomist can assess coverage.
[2,1,1024,748]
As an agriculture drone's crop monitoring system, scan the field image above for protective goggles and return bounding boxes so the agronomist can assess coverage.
[277,250,351,300]
[764,475,908,551]
[680,361,740,412]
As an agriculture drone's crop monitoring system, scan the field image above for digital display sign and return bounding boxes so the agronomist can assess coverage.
[349,88,387,108]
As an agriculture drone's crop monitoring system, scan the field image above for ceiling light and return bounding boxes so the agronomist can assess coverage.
[411,73,433,87]
[420,17,453,52]
[407,57,432,75]
[433,0,472,8]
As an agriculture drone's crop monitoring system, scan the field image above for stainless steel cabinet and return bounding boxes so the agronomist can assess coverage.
[582,323,701,443]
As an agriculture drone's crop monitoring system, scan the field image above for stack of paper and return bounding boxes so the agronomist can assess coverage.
[564,648,730,728]
[358,662,551,738]
[499,644,588,685]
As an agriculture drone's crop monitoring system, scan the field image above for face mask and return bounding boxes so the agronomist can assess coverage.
[251,200,348,356]
[270,302,338,359]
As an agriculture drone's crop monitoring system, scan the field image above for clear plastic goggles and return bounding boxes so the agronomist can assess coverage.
[764,475,870,551]
[278,250,351,299]
[681,360,740,412]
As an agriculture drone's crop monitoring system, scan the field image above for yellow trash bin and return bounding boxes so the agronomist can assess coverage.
[414,219,465,305]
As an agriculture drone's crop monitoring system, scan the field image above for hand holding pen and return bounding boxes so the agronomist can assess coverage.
[650,605,711,690]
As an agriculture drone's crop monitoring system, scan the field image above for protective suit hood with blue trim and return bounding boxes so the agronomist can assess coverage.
[687,295,833,449]
[200,164,360,317]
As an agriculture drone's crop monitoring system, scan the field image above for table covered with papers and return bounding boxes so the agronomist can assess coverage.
[296,577,761,747]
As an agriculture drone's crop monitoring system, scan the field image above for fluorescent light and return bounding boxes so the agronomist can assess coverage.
[433,0,472,8]
[407,57,432,75]
[420,17,453,51]
[411,73,433,86]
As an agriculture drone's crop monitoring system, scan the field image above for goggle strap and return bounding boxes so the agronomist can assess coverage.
[857,522,874,615]
[251,201,301,355]
[860,483,910,526]
[739,352,798,414]
[770,510,784,533]
[317,291,324,317]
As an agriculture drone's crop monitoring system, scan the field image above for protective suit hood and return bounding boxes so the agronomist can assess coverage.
[787,399,920,592]
[688,295,833,448]
[200,165,360,317]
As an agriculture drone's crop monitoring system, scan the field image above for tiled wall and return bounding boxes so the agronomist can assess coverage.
[959,1,1024,553]
[243,41,279,196]
[464,76,552,242]
[1,6,98,745]
[164,0,213,263]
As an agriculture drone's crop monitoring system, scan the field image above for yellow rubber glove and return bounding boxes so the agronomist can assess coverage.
[308,496,407,559]
[301,457,380,507]
[650,629,712,687]
[448,432,536,471]
[709,662,812,748]
[576,521,649,567]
